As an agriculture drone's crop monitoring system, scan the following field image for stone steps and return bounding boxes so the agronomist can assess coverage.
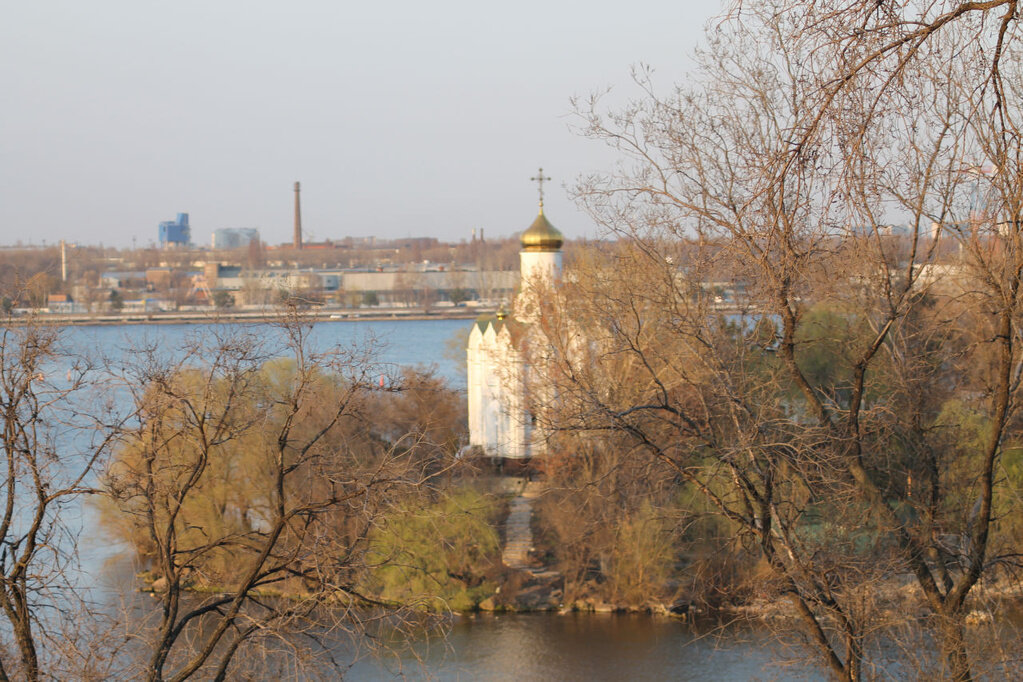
[500,479,554,574]
[502,494,534,569]
[488,478,567,611]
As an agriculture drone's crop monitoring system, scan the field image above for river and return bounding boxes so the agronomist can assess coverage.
[60,317,469,386]
[345,612,823,681]
[67,317,469,588]
[38,319,1006,680]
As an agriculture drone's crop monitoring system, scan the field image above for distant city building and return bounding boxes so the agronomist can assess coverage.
[212,228,260,249]
[158,213,191,248]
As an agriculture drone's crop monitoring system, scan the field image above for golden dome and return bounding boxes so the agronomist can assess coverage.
[520,207,563,252]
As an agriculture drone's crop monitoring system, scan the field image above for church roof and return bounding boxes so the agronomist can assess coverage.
[475,313,495,334]
[520,207,563,252]
[474,313,527,343]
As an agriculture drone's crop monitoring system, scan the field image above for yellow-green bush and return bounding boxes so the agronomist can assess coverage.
[366,487,501,611]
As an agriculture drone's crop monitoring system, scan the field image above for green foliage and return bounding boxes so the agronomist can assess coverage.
[1002,447,1023,493]
[793,304,859,405]
[605,502,676,606]
[105,356,468,594]
[366,487,500,611]
[930,399,990,519]
[935,400,989,452]
[211,289,235,309]
[935,401,1023,550]
[536,437,685,607]
[998,445,1023,544]
[105,363,305,583]
[361,291,379,307]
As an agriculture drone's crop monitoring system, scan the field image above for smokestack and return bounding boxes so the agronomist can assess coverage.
[293,181,302,250]
[60,240,67,282]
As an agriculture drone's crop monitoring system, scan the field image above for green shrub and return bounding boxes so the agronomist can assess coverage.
[367,487,500,611]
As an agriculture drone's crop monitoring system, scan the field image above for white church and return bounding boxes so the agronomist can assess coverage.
[466,174,563,461]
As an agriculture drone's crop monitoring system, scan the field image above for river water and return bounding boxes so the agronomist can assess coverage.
[66,317,469,585]
[346,612,822,681]
[61,317,469,386]
[44,319,1000,680]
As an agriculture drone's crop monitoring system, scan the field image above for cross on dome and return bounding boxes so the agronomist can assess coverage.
[531,167,551,209]
[521,167,563,253]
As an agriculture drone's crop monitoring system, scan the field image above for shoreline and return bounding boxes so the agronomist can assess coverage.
[3,306,495,327]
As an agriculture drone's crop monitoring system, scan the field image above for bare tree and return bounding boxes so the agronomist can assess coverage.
[723,0,1023,179]
[523,5,1023,680]
[106,317,442,680]
[0,319,124,680]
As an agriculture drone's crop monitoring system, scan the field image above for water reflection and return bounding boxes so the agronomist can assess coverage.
[347,613,824,681]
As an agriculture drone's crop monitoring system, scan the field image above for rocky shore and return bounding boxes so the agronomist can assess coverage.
[485,477,1023,625]
[484,476,694,618]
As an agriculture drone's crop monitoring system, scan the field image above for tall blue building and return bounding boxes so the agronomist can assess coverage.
[159,213,191,247]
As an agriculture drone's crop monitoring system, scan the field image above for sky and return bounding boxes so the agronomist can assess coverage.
[1,1,720,249]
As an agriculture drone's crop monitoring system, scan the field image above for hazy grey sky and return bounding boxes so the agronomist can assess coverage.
[1,1,718,248]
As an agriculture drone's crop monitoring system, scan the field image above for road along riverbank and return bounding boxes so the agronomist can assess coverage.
[3,306,496,326]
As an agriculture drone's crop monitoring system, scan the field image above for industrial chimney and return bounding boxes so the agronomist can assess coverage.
[293,181,303,250]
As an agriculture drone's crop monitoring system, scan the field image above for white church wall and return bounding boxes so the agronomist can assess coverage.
[466,320,533,459]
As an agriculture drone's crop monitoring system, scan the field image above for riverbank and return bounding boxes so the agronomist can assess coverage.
[485,477,1023,628]
[3,305,496,327]
[483,477,695,619]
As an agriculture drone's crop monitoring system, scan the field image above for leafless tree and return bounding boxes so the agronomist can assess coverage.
[523,4,1023,680]
[0,318,125,680]
[106,316,444,680]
